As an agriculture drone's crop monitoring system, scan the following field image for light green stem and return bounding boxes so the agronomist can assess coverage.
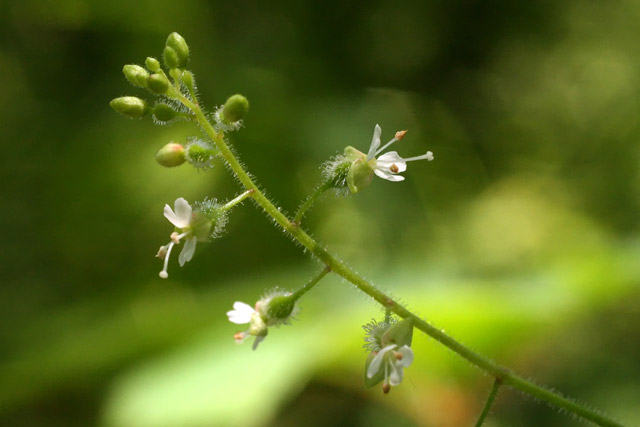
[290,267,330,301]
[177,94,625,427]
[475,378,501,427]
[222,189,255,211]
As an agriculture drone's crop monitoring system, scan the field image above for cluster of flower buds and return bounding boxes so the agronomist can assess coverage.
[226,289,299,350]
[324,124,434,194]
[363,317,415,393]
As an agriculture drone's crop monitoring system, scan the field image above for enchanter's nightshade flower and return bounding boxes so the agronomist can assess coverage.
[341,124,433,193]
[157,197,211,279]
[367,344,414,393]
[227,301,268,350]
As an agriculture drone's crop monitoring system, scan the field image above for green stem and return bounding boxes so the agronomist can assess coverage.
[222,189,255,211]
[475,378,502,427]
[293,180,333,224]
[180,95,625,427]
[290,266,331,301]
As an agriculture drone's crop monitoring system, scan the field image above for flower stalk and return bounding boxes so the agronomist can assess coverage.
[475,377,502,427]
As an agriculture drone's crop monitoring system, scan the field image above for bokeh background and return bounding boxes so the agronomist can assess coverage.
[1,1,640,426]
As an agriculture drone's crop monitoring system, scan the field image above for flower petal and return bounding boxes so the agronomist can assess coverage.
[163,204,179,225]
[367,344,396,378]
[376,151,407,173]
[374,168,405,182]
[173,198,193,228]
[388,360,404,386]
[178,236,197,266]
[396,345,414,368]
[227,302,255,324]
[366,124,382,160]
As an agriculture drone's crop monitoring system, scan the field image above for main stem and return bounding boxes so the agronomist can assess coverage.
[181,96,623,427]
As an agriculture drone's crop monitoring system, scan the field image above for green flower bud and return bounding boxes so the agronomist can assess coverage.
[145,57,161,72]
[185,139,218,170]
[163,46,180,69]
[155,142,185,167]
[256,289,299,327]
[153,103,178,122]
[381,318,413,348]
[221,94,249,123]
[165,32,190,68]
[109,96,149,119]
[147,73,170,95]
[122,64,149,88]
[345,146,374,194]
[193,198,229,240]
[182,70,196,93]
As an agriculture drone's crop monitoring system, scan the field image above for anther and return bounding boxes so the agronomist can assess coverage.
[390,164,399,173]
[395,130,407,140]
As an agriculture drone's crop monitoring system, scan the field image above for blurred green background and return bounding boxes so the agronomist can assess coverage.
[1,0,639,426]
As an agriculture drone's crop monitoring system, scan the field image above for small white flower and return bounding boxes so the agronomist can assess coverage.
[367,344,414,391]
[226,301,268,350]
[366,124,433,182]
[157,197,198,279]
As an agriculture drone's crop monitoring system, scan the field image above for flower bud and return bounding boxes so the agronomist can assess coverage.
[345,146,374,194]
[109,96,149,119]
[163,46,180,69]
[165,32,190,68]
[147,73,170,95]
[185,139,217,170]
[155,142,185,167]
[123,64,149,88]
[256,289,298,327]
[145,57,161,72]
[153,103,178,122]
[221,94,249,123]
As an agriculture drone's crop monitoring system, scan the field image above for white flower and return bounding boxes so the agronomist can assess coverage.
[157,197,198,279]
[367,344,414,391]
[226,301,268,350]
[366,124,433,182]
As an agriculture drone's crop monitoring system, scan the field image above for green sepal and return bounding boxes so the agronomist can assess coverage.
[163,46,180,69]
[145,57,161,72]
[166,32,189,68]
[147,73,170,95]
[122,64,149,88]
[265,295,296,321]
[364,351,385,388]
[109,96,149,119]
[153,103,178,122]
[347,157,374,194]
[381,317,413,348]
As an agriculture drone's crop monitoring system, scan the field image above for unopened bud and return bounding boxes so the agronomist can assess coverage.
[265,295,296,321]
[163,46,180,69]
[165,32,190,68]
[123,64,149,88]
[395,130,407,140]
[110,96,149,119]
[147,73,170,95]
[222,94,249,123]
[155,142,186,167]
[153,103,178,122]
[145,57,161,72]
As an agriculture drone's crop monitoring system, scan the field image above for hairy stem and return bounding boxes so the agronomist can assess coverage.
[293,180,333,224]
[291,266,331,301]
[475,378,502,427]
[180,95,624,427]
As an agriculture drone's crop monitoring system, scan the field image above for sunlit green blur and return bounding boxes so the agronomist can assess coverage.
[1,1,639,426]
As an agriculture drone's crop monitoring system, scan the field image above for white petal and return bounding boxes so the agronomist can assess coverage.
[388,361,404,386]
[163,204,179,225]
[396,345,414,368]
[173,198,193,227]
[366,124,382,160]
[374,168,405,182]
[376,151,407,173]
[227,302,255,324]
[367,344,396,378]
[178,236,197,266]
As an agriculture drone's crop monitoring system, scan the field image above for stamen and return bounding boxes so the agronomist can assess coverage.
[234,331,246,343]
[170,232,180,243]
[394,351,403,360]
[382,382,391,394]
[159,241,175,279]
[403,151,434,162]
[390,164,399,173]
[395,130,407,140]
[374,137,399,157]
